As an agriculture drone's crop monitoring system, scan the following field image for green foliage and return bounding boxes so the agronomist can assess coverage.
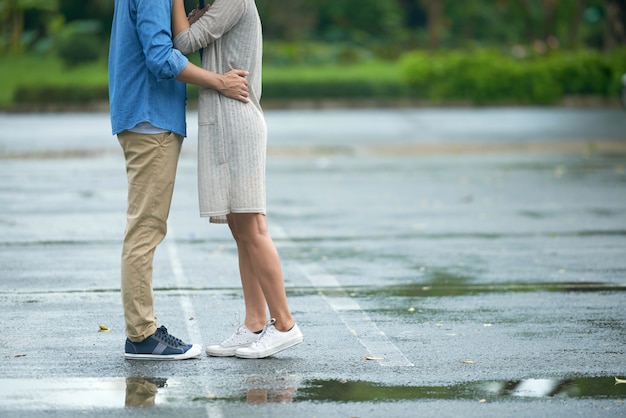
[400,48,626,105]
[546,49,626,95]
[0,54,107,107]
[263,41,374,66]
[2,49,625,108]
[56,20,102,67]
[261,61,409,100]
[13,85,108,104]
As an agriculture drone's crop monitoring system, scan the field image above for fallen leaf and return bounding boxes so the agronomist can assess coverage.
[479,399,487,403]
[98,325,110,332]
[11,354,27,358]
[615,377,626,385]
[408,307,416,313]
[483,323,493,327]
[461,360,476,365]
[436,323,444,327]
[364,355,384,361]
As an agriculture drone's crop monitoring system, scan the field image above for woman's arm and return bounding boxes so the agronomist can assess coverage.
[173,0,245,54]
[172,0,193,37]
[171,0,249,103]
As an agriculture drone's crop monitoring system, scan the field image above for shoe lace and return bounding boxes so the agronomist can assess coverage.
[155,326,186,346]
[249,318,276,348]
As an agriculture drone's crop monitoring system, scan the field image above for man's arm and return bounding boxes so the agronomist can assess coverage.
[176,64,249,103]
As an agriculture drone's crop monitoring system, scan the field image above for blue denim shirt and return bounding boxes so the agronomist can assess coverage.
[108,0,189,136]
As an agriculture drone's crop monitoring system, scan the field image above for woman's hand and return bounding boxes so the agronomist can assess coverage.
[188,4,210,25]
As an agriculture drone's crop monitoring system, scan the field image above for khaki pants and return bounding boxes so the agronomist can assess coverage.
[118,131,182,342]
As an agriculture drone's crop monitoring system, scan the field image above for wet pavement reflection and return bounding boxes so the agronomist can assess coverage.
[1,375,623,410]
[1,109,625,416]
[124,377,166,408]
[298,377,626,402]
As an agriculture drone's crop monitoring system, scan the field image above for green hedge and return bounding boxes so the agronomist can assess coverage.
[400,48,626,105]
[13,85,109,104]
[261,79,413,100]
[10,49,626,107]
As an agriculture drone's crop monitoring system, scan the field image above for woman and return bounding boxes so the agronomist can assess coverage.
[172,0,303,359]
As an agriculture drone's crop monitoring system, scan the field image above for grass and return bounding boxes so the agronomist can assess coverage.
[0,54,403,108]
[0,54,108,107]
[263,60,403,83]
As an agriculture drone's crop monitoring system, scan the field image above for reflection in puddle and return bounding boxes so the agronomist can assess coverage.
[299,377,626,402]
[355,281,626,299]
[0,376,623,410]
[244,374,299,404]
[125,377,167,408]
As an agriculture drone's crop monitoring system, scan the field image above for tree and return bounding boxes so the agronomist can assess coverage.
[604,0,626,50]
[0,0,59,54]
[420,0,443,49]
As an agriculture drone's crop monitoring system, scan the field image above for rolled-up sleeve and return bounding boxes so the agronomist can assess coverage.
[136,0,188,80]
[173,0,245,54]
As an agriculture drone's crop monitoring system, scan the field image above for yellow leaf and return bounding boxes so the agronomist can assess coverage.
[364,355,384,361]
[99,325,110,332]
[615,377,626,385]
[461,360,476,365]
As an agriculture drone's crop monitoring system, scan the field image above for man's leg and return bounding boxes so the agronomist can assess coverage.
[118,131,182,342]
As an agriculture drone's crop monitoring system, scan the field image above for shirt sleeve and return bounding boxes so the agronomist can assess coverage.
[135,0,189,81]
[173,0,246,55]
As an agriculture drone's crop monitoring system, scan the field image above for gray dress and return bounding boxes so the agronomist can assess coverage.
[174,0,265,224]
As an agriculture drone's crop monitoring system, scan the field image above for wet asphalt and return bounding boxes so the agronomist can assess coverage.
[0,107,626,417]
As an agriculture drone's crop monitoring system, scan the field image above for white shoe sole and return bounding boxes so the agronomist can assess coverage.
[235,335,303,359]
[205,343,252,357]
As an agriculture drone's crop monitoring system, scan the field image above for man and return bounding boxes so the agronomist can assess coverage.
[108,0,249,360]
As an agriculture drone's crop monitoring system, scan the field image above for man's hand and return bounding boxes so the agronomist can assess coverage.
[219,70,249,103]
[176,64,249,103]
[188,4,210,25]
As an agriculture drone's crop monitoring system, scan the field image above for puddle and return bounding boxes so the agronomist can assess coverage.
[0,376,623,410]
[354,281,626,299]
[297,377,626,402]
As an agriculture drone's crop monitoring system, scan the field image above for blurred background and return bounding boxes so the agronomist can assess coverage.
[0,0,625,110]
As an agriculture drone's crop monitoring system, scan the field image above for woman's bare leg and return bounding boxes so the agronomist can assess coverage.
[228,213,294,332]
[227,214,266,332]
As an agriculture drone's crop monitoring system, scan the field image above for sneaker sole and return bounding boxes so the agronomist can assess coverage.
[125,343,202,360]
[235,335,303,359]
[205,345,242,357]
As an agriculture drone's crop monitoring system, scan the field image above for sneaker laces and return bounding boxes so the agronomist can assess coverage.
[154,326,186,347]
[249,319,276,349]
[220,324,249,345]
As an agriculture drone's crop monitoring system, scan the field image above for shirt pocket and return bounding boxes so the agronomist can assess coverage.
[198,89,219,126]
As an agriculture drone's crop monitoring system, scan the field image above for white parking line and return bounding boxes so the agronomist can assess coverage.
[272,225,414,367]
[167,231,222,418]
[299,264,414,367]
[165,230,203,347]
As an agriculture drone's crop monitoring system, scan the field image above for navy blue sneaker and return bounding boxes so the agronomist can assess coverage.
[124,326,202,360]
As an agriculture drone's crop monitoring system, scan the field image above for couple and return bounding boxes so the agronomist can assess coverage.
[108,0,302,360]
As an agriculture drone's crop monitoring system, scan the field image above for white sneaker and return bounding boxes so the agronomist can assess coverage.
[205,324,262,357]
[235,320,303,359]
